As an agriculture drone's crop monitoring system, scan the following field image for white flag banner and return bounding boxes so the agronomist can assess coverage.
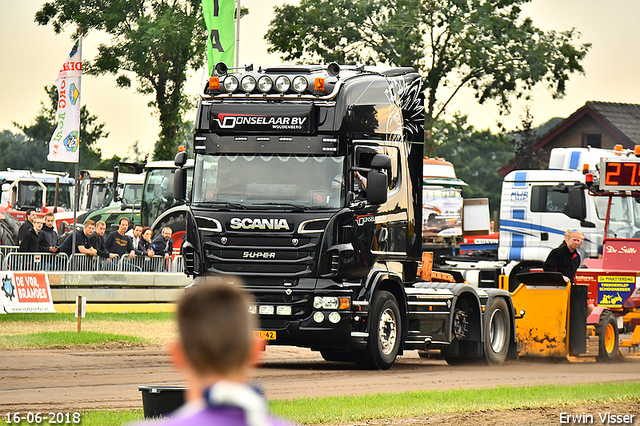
[48,36,82,163]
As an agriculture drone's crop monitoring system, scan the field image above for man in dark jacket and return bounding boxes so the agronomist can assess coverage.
[152,227,173,259]
[38,212,59,254]
[18,209,37,245]
[18,216,43,252]
[543,229,584,284]
[103,217,140,271]
[151,227,173,272]
[88,220,114,260]
[58,220,98,257]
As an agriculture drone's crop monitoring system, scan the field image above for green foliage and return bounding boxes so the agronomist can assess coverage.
[434,114,511,213]
[9,85,119,174]
[510,107,549,170]
[266,0,591,156]
[35,0,207,160]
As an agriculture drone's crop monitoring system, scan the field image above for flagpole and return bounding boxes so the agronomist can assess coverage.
[235,0,240,67]
[71,27,82,262]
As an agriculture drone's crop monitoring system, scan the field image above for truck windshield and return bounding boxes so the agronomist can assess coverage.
[606,196,640,239]
[17,182,73,210]
[193,154,345,209]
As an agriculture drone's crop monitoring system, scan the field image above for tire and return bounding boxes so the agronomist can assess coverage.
[597,312,618,362]
[354,291,402,370]
[483,298,510,366]
[320,351,353,362]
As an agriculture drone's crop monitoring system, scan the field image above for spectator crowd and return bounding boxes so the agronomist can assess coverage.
[15,210,175,272]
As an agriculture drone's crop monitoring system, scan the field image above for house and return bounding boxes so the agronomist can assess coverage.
[499,101,640,176]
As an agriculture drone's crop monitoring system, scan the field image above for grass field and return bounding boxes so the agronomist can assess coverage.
[0,312,175,348]
[3,313,639,425]
[7,382,637,425]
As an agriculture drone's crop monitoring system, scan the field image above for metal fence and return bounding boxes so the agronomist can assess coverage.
[1,248,184,273]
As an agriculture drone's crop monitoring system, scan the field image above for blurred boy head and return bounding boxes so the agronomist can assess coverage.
[169,282,261,400]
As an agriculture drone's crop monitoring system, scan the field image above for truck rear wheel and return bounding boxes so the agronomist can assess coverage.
[483,298,510,365]
[597,312,618,362]
[354,291,401,370]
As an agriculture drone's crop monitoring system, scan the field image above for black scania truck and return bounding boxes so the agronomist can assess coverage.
[174,63,516,369]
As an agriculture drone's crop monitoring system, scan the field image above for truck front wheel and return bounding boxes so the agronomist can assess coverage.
[354,291,401,370]
[597,312,619,362]
[483,298,510,365]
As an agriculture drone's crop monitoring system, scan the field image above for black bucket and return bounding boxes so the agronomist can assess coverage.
[138,385,187,418]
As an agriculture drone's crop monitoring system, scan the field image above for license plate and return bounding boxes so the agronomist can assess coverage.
[254,330,276,340]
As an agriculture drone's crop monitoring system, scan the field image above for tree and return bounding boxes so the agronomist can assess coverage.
[266,0,591,156]
[11,85,119,173]
[35,0,206,160]
[434,114,512,213]
[510,107,548,170]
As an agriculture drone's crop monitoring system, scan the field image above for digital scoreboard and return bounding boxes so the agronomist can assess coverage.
[599,158,640,191]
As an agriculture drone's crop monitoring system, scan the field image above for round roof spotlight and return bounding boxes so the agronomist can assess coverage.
[275,76,291,93]
[241,75,256,93]
[292,76,308,93]
[257,76,273,93]
[222,75,239,93]
[327,62,340,77]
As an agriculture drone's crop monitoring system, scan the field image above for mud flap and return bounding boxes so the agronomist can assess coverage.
[569,284,588,356]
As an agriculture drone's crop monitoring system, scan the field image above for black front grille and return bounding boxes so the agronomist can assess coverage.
[203,232,321,276]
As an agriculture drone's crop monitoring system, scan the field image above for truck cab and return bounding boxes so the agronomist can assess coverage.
[499,147,630,289]
[176,63,516,369]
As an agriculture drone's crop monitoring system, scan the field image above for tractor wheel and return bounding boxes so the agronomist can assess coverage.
[353,291,401,370]
[483,298,511,366]
[597,312,618,362]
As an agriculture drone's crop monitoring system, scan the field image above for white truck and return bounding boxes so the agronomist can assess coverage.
[498,146,637,290]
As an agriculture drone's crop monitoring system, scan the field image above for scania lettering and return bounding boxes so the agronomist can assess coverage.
[229,218,290,230]
[175,63,517,369]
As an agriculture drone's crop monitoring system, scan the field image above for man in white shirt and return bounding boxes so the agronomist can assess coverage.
[125,223,144,251]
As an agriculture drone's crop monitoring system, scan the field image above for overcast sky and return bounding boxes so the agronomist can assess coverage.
[2,0,640,160]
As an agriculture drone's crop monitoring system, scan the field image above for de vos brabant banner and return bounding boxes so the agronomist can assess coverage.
[48,36,82,163]
[202,0,235,76]
[1,272,56,314]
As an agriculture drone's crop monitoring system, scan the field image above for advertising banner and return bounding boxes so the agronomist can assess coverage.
[0,272,56,313]
[202,0,236,75]
[48,36,82,163]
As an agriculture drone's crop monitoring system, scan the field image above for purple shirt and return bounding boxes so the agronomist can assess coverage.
[133,401,293,426]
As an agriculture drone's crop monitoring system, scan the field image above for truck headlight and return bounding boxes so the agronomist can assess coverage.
[223,75,239,92]
[276,306,292,316]
[313,297,351,310]
[328,312,341,323]
[258,76,273,92]
[275,76,291,93]
[241,75,256,93]
[292,76,308,93]
[259,305,275,315]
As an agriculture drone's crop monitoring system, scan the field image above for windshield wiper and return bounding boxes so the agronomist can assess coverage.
[197,201,247,210]
[251,202,310,211]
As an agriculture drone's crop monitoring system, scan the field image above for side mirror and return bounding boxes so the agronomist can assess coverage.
[566,185,586,220]
[175,151,187,167]
[371,153,392,175]
[366,170,388,205]
[174,168,187,201]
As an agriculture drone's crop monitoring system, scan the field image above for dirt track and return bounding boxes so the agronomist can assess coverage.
[1,345,639,414]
